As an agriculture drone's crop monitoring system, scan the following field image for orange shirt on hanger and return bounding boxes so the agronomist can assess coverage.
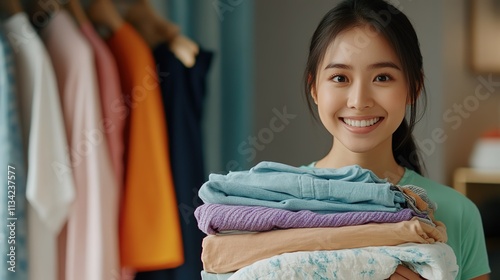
[107,23,184,270]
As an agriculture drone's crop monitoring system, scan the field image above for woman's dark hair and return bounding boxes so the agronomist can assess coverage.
[304,0,427,175]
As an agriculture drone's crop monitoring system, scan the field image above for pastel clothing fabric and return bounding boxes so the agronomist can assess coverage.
[195,203,423,235]
[107,23,183,270]
[226,243,458,280]
[400,185,437,211]
[202,218,447,273]
[201,271,232,280]
[4,12,76,280]
[42,11,118,280]
[199,162,406,212]
[0,30,29,279]
[397,168,491,279]
[79,21,121,279]
[396,185,435,221]
[80,21,125,189]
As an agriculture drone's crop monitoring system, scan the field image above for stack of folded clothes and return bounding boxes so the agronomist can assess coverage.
[195,161,458,279]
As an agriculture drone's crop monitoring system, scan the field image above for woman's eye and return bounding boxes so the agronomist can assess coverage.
[332,75,348,83]
[374,75,391,82]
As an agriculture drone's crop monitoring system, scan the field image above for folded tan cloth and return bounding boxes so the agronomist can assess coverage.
[202,217,447,273]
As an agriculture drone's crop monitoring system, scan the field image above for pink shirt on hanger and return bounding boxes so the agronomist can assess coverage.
[80,21,125,189]
[41,10,119,280]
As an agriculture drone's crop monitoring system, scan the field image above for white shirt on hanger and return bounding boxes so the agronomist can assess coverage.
[3,12,76,280]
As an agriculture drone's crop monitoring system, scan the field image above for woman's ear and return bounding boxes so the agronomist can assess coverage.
[406,76,423,105]
[309,74,318,105]
[406,90,419,105]
[415,74,423,99]
[311,88,318,105]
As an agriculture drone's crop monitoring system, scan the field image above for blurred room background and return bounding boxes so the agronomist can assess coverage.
[151,0,500,277]
[149,0,500,183]
[1,0,499,279]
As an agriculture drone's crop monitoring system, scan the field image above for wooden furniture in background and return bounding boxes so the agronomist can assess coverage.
[454,167,500,261]
[454,167,500,198]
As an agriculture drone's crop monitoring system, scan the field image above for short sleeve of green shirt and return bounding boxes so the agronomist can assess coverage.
[398,168,490,280]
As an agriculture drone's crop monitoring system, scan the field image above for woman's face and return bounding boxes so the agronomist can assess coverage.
[311,25,408,155]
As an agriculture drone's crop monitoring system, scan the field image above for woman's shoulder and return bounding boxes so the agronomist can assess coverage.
[401,169,490,278]
[399,168,478,212]
[400,168,452,192]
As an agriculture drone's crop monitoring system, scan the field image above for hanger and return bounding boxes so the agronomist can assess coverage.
[125,0,199,68]
[24,0,70,30]
[0,0,23,17]
[65,0,89,26]
[87,0,125,35]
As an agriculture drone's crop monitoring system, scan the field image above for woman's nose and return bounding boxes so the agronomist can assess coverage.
[346,82,374,110]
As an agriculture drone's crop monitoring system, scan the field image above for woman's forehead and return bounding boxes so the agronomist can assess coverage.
[321,25,401,69]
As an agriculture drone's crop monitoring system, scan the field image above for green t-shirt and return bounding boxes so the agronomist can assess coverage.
[398,168,490,279]
[305,163,491,279]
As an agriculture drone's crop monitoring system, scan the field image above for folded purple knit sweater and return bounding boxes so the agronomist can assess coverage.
[195,203,422,235]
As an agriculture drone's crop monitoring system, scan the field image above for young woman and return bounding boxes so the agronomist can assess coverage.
[304,0,491,279]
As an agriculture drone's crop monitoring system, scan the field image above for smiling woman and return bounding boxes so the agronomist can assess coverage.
[311,26,409,173]
[140,1,498,279]
[248,0,490,279]
[253,0,450,180]
[298,0,491,279]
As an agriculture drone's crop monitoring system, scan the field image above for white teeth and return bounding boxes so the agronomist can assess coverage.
[343,117,380,127]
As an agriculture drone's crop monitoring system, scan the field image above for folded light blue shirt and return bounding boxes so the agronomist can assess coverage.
[198,161,406,213]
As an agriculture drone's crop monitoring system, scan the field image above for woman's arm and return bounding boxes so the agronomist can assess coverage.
[387,265,424,280]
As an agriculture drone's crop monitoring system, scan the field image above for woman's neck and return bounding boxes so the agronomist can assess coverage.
[315,139,405,184]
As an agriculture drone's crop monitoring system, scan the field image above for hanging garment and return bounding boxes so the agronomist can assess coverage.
[134,42,213,280]
[107,23,183,270]
[3,12,76,280]
[79,21,122,279]
[0,28,29,280]
[80,22,125,189]
[41,10,119,280]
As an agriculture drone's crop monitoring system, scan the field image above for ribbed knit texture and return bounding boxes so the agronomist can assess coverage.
[195,204,423,235]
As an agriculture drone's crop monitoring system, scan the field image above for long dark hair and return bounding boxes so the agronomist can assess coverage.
[304,0,427,175]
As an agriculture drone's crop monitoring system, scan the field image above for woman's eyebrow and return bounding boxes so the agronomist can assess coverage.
[324,62,401,71]
[367,62,401,71]
[324,63,352,70]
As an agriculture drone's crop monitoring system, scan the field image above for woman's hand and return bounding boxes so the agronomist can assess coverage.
[386,265,425,280]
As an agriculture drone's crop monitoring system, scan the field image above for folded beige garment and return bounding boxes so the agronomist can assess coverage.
[202,217,447,273]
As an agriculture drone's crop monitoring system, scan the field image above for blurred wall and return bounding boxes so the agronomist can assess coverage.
[442,0,500,184]
[400,0,445,183]
[152,0,500,184]
[252,0,333,168]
